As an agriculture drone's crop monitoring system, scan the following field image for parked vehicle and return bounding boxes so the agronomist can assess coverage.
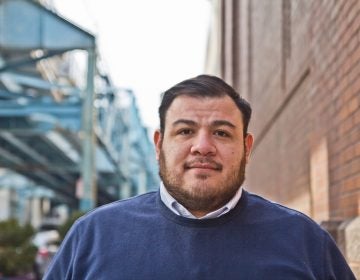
[32,222,60,279]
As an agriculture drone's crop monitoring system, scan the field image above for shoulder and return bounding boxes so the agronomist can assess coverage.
[242,191,334,255]
[243,192,355,278]
[53,191,159,250]
[244,191,324,233]
[75,191,158,227]
[93,190,158,212]
[246,191,309,217]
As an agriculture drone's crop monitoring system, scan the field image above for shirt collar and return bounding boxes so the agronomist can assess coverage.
[159,182,242,219]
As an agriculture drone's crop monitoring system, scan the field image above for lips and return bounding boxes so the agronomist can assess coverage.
[189,163,217,169]
[184,159,222,171]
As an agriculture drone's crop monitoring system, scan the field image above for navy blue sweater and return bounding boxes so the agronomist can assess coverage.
[44,190,355,279]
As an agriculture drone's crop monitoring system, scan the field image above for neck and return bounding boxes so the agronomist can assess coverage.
[188,210,209,218]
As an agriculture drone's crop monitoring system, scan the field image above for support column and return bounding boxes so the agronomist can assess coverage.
[338,217,360,278]
[80,47,97,211]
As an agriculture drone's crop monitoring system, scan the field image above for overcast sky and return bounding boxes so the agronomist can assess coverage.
[53,0,211,132]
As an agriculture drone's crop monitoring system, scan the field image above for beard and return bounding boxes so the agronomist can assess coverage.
[158,148,247,215]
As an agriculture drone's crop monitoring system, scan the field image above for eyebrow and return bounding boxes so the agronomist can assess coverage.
[212,120,236,129]
[172,119,236,129]
[172,119,197,126]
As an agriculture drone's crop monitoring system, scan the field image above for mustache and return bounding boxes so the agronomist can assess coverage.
[184,158,223,171]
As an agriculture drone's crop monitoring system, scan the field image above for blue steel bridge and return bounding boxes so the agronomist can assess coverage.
[0,0,159,213]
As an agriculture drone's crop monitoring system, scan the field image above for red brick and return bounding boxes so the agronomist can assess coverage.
[349,71,360,99]
[217,0,360,223]
[348,95,359,115]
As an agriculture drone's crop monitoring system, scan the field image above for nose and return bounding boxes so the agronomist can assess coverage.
[190,132,216,156]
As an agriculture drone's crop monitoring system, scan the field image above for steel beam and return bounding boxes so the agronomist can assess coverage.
[0,50,66,73]
[0,72,80,94]
[0,0,95,51]
[0,163,79,173]
[0,146,23,165]
[0,132,75,184]
[80,47,97,211]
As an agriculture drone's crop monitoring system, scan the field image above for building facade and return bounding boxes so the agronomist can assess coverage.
[206,0,360,275]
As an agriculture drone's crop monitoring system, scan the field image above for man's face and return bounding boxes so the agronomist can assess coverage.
[154,95,253,217]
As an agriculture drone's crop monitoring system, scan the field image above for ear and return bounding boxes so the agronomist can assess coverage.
[244,133,254,163]
[153,130,162,160]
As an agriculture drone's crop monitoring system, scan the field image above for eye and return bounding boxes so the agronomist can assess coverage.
[214,130,230,137]
[178,129,193,135]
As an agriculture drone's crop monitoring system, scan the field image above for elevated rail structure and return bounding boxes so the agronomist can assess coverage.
[0,0,159,213]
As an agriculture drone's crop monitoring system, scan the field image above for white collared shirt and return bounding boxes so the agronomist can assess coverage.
[159,182,242,219]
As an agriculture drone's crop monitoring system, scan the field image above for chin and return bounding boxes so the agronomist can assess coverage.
[185,180,218,192]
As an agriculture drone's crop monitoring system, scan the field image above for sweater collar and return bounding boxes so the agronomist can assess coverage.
[159,182,243,219]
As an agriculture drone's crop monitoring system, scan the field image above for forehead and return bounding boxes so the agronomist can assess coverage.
[165,95,244,126]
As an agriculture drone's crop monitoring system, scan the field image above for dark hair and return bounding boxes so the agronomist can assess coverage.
[159,75,252,136]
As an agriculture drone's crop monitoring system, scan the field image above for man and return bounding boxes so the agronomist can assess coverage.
[44,75,355,279]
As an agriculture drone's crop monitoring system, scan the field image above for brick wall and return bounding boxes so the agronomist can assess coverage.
[212,0,360,273]
[218,0,359,221]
